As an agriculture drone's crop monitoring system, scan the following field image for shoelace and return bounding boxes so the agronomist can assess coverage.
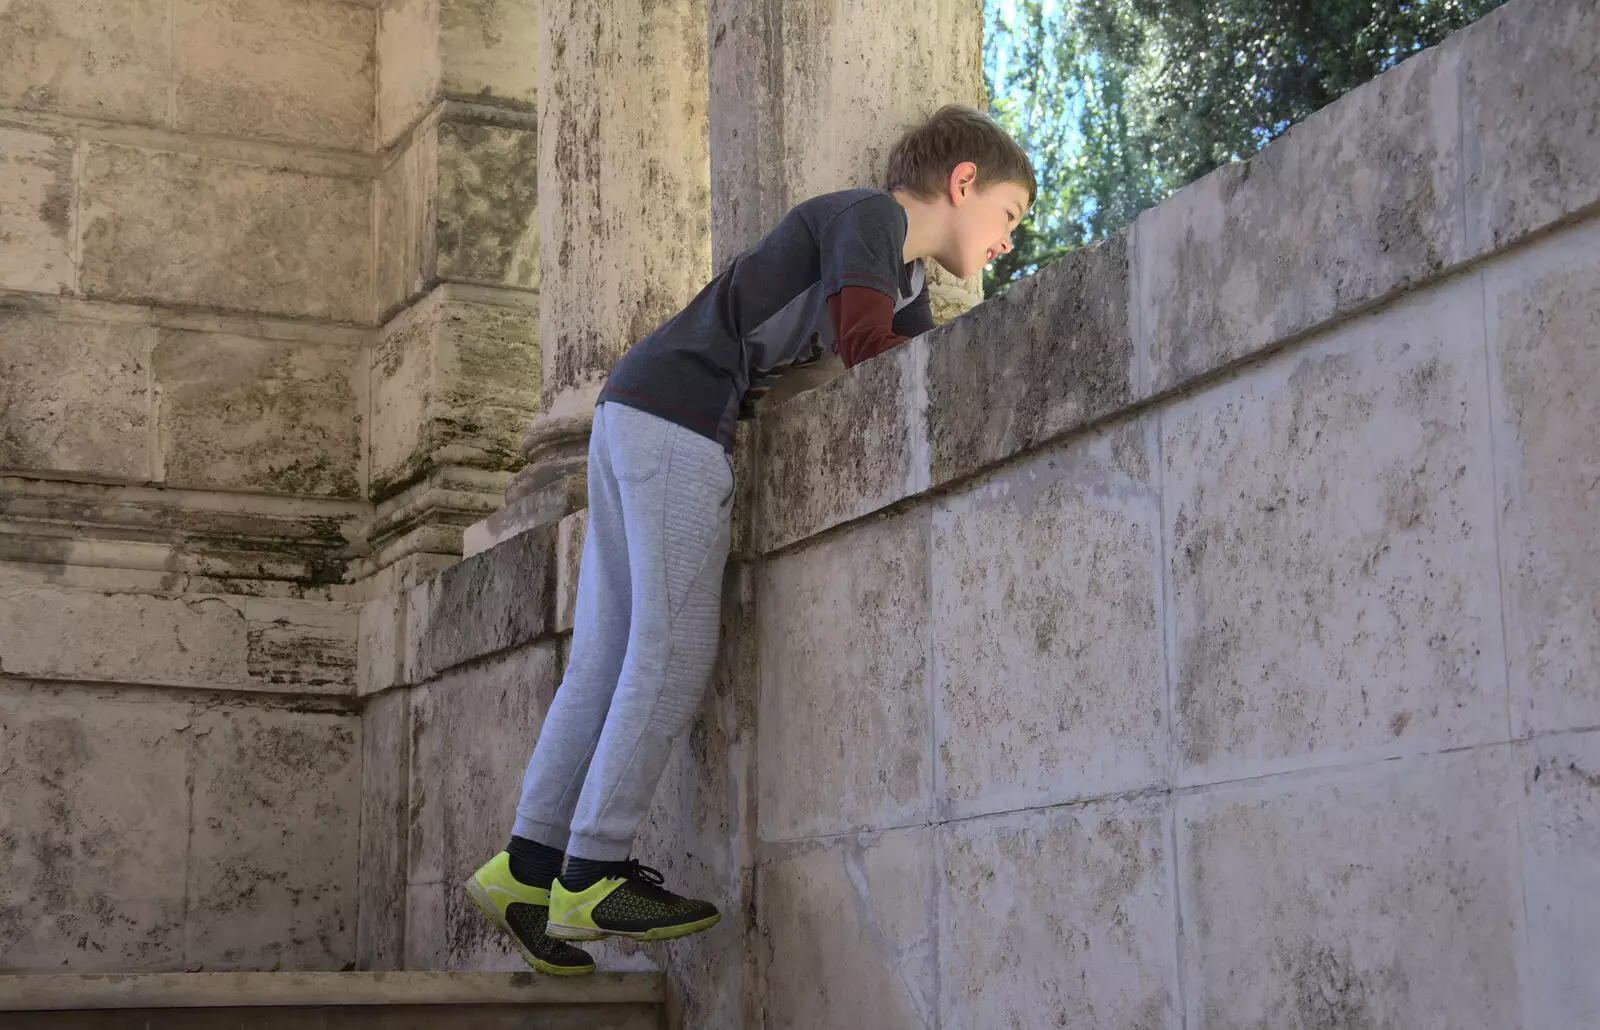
[621,858,667,886]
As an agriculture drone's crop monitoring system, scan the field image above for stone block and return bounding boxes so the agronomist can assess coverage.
[404,523,555,682]
[1485,218,1600,736]
[461,484,567,558]
[939,799,1177,1030]
[927,231,1133,487]
[1463,0,1600,255]
[0,0,171,123]
[1163,276,1506,784]
[436,120,539,290]
[0,686,190,972]
[1136,40,1464,394]
[0,306,152,481]
[378,114,441,315]
[438,0,539,110]
[370,290,540,501]
[173,0,374,148]
[377,0,441,147]
[358,594,406,696]
[185,706,360,971]
[0,126,74,294]
[357,689,409,970]
[1520,731,1600,1029]
[152,332,363,498]
[554,509,588,635]
[405,645,560,967]
[757,513,928,840]
[756,828,935,1030]
[0,585,358,694]
[756,341,921,553]
[78,144,371,323]
[1178,747,1523,1028]
[932,418,1165,820]
[379,117,539,315]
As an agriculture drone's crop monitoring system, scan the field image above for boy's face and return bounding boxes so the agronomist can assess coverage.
[944,162,1030,280]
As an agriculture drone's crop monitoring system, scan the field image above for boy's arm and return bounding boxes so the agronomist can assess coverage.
[819,197,931,369]
[828,287,907,369]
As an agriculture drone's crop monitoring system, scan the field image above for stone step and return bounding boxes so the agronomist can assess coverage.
[0,971,667,1029]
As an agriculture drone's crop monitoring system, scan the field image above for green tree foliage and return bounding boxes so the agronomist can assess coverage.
[983,0,1508,295]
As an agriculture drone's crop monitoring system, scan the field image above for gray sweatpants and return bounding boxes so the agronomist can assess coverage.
[513,402,734,862]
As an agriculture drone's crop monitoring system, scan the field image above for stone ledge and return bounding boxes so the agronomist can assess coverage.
[0,108,379,180]
[402,521,557,683]
[0,971,666,1010]
[752,0,1599,556]
[0,584,360,695]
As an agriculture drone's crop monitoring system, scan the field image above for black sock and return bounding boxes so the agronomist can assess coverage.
[507,836,564,889]
[561,855,628,892]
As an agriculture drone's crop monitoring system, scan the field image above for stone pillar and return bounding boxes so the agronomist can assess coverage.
[710,0,987,319]
[490,0,712,535]
[359,0,544,591]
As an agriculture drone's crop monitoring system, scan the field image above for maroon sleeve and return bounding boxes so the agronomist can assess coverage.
[828,286,910,369]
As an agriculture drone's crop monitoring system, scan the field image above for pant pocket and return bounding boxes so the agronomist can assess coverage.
[606,403,671,483]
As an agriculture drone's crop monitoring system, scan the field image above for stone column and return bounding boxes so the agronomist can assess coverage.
[359,0,544,591]
[487,0,712,538]
[711,0,987,317]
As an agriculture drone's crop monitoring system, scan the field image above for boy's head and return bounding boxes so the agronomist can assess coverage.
[885,105,1036,280]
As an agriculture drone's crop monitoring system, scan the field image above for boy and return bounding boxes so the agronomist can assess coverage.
[464,104,1036,976]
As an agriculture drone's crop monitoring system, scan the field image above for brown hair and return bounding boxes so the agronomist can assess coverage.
[884,104,1037,205]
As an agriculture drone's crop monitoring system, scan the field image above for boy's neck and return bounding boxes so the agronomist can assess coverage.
[890,188,948,266]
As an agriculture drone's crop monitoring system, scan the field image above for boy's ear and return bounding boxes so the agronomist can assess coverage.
[947,161,978,205]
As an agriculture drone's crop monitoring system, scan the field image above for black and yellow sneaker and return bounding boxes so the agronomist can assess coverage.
[547,859,721,942]
[463,852,596,976]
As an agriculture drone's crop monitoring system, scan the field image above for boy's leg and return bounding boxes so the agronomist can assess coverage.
[511,407,633,851]
[565,403,732,863]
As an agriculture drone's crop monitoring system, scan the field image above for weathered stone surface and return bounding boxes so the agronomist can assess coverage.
[78,145,371,323]
[932,418,1165,820]
[927,231,1133,487]
[1136,39,1464,394]
[0,0,171,124]
[1164,277,1506,784]
[554,509,588,635]
[757,828,934,1030]
[358,595,405,697]
[173,0,374,149]
[757,341,920,553]
[757,513,928,841]
[1520,731,1600,1028]
[377,112,436,318]
[1485,218,1600,736]
[0,686,190,972]
[1463,0,1600,255]
[185,706,360,972]
[0,126,74,295]
[438,0,539,109]
[152,332,363,498]
[376,0,441,147]
[404,523,555,682]
[940,799,1176,1030]
[0,585,358,694]
[538,0,710,410]
[436,120,538,290]
[406,644,561,969]
[357,689,409,971]
[461,483,566,558]
[1178,747,1523,1028]
[370,290,540,501]
[0,307,152,481]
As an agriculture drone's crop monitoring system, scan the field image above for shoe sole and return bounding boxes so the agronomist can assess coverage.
[461,876,597,976]
[547,911,721,943]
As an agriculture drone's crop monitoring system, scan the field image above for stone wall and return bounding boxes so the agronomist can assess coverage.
[746,1,1599,1026]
